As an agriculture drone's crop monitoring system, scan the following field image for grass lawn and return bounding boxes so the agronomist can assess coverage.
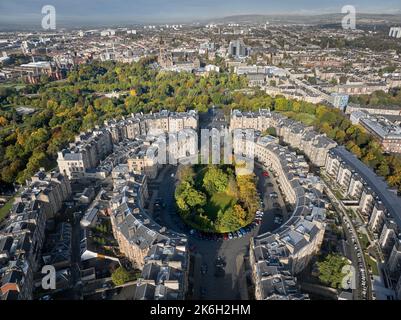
[283,111,316,126]
[0,197,14,223]
[358,233,370,250]
[204,192,236,220]
[0,83,26,90]
[364,254,379,276]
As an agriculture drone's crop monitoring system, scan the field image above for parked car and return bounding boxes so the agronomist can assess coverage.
[216,256,226,267]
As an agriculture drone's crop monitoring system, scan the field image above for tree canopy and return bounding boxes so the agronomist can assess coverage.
[317,254,349,289]
[1,57,400,196]
[111,266,136,286]
[175,165,258,233]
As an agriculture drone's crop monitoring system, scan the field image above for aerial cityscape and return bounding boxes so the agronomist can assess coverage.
[1,0,401,305]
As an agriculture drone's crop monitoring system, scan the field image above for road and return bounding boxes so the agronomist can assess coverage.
[323,178,371,300]
[254,162,289,236]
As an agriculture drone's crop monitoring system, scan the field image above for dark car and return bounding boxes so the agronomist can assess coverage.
[216,256,226,267]
[214,267,225,278]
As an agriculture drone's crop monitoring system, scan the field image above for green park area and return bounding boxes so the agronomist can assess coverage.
[317,254,350,289]
[283,111,316,126]
[365,254,379,276]
[0,58,400,196]
[0,197,14,223]
[174,164,259,233]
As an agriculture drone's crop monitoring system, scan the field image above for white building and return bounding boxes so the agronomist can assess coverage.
[389,27,401,38]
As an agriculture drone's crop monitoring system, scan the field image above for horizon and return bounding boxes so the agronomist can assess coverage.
[0,0,401,27]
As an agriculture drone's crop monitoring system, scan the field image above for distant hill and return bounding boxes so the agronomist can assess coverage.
[1,12,401,31]
[207,13,401,26]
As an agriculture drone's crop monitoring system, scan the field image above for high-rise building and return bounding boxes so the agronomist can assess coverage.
[389,27,401,38]
[330,93,349,111]
[228,39,250,58]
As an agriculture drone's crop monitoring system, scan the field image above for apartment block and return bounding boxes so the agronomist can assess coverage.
[57,129,113,179]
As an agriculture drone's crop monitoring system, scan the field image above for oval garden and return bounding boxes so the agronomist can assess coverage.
[174,164,260,233]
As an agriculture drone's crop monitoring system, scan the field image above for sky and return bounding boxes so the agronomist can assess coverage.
[0,0,400,25]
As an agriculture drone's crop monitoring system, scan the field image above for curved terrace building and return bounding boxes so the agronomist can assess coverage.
[233,129,326,300]
[3,107,401,300]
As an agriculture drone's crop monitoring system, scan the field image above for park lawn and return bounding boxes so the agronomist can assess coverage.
[283,111,316,126]
[0,83,26,90]
[358,233,370,250]
[204,192,236,220]
[0,197,14,223]
[365,254,379,276]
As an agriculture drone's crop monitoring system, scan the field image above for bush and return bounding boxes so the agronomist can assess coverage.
[111,266,135,286]
[317,254,349,289]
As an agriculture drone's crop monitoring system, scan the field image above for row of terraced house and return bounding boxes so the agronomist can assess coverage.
[231,108,401,300]
[1,110,198,300]
[0,170,71,300]
[232,127,327,300]
[325,147,401,299]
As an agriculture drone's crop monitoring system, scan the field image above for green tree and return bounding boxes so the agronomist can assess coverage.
[262,127,277,137]
[378,163,390,178]
[111,266,135,286]
[317,254,348,289]
[202,166,229,195]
